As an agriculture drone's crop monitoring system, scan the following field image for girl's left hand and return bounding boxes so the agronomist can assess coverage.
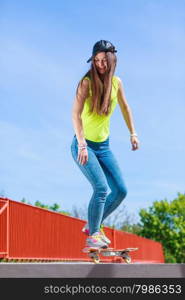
[130,136,139,151]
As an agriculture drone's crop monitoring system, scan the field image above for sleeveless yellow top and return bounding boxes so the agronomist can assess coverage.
[81,75,119,142]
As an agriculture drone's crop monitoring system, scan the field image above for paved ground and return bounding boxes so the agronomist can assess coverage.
[0,263,185,278]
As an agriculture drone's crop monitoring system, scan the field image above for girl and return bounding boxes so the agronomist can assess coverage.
[71,40,139,249]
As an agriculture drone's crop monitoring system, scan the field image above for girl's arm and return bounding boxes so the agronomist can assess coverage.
[117,77,139,150]
[117,77,136,134]
[72,78,89,145]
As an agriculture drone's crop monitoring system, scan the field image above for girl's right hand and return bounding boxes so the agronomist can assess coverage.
[77,148,88,165]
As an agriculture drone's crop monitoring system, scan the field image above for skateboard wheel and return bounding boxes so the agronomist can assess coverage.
[124,256,131,264]
[92,257,100,264]
[88,252,100,264]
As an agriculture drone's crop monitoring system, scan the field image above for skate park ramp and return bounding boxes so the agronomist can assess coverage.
[1,198,184,278]
[0,198,164,264]
[0,262,185,278]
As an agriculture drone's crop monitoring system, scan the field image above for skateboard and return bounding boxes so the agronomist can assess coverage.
[83,247,138,264]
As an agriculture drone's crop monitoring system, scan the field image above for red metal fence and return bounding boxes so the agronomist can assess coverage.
[0,197,164,262]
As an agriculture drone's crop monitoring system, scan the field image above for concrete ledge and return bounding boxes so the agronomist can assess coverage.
[0,263,185,278]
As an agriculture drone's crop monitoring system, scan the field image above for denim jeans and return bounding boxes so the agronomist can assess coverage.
[71,135,127,235]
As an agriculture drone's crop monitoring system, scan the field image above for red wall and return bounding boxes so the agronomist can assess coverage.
[0,197,164,262]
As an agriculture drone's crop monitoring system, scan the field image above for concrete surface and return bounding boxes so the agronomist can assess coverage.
[0,263,185,278]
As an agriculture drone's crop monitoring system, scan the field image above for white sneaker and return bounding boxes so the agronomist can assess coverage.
[86,232,108,249]
[82,223,111,245]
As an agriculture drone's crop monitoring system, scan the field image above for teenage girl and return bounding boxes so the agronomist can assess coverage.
[71,40,139,249]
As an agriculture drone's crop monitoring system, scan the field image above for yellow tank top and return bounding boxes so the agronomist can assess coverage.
[81,75,119,142]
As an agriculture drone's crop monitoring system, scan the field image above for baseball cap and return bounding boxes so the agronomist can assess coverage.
[87,40,117,63]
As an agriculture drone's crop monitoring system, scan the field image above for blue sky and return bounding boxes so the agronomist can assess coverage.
[0,0,185,222]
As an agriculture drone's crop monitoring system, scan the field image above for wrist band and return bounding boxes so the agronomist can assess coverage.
[78,141,87,150]
[130,133,138,137]
[78,144,87,148]
[78,146,87,151]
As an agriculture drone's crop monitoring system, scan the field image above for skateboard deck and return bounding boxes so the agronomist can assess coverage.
[83,247,138,264]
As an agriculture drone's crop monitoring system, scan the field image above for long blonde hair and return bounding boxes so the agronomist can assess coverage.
[76,52,117,116]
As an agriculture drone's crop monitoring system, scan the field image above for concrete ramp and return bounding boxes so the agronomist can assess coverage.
[0,263,184,278]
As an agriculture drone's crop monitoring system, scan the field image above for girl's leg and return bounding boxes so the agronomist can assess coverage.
[98,150,128,223]
[71,137,108,236]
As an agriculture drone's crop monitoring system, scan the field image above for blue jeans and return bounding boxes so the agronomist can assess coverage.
[71,135,127,235]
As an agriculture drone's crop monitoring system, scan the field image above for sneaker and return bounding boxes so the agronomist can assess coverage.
[100,224,111,245]
[86,232,108,249]
[82,223,90,235]
[82,223,111,245]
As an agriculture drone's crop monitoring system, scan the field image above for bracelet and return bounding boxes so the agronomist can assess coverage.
[78,146,87,151]
[78,142,87,150]
[130,133,138,137]
[78,144,87,147]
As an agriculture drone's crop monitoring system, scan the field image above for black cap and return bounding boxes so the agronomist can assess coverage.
[87,40,117,63]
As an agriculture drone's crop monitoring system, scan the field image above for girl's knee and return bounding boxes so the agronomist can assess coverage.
[95,184,108,197]
[117,185,128,200]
